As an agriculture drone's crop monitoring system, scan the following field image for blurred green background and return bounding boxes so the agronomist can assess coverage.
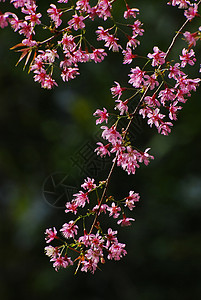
[0,1,201,299]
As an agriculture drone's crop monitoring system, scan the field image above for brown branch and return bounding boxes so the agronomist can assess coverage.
[165,0,201,59]
[88,84,150,234]
[88,2,201,234]
[89,158,116,234]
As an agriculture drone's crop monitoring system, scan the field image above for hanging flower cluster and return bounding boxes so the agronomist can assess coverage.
[0,0,201,273]
[0,0,145,88]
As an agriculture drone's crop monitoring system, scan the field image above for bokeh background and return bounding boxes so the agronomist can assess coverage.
[1,1,201,299]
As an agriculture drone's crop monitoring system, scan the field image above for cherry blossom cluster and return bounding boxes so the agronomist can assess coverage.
[1,0,201,274]
[168,0,199,19]
[46,0,200,273]
[45,178,140,273]
[94,124,154,175]
[137,47,200,135]
[0,0,145,89]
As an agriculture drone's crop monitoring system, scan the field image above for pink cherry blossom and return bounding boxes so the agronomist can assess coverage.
[124,6,139,19]
[139,107,152,119]
[58,33,76,52]
[167,0,190,9]
[178,0,191,9]
[138,148,154,166]
[90,232,104,249]
[128,66,145,88]
[144,74,159,90]
[45,227,58,243]
[90,48,107,63]
[185,78,200,92]
[116,146,140,175]
[81,177,96,191]
[125,191,140,210]
[126,35,140,49]
[130,20,144,36]
[24,10,42,26]
[60,221,78,239]
[147,108,165,128]
[19,21,33,38]
[157,122,173,136]
[61,67,80,82]
[9,14,22,31]
[22,37,37,47]
[10,0,28,9]
[88,6,98,20]
[110,142,125,155]
[167,0,177,6]
[92,204,108,215]
[45,245,58,258]
[43,75,58,89]
[30,55,43,72]
[101,125,122,145]
[104,34,122,52]
[79,233,93,247]
[93,108,109,125]
[33,68,47,85]
[144,95,161,107]
[0,12,9,28]
[65,201,78,214]
[183,31,198,46]
[147,46,166,67]
[110,81,126,99]
[105,228,118,248]
[21,2,38,14]
[168,101,182,120]
[47,4,62,28]
[107,242,127,260]
[175,88,187,103]
[184,4,198,20]
[68,14,85,31]
[73,49,90,63]
[114,99,129,115]
[159,88,176,106]
[51,255,73,271]
[179,48,196,68]
[96,0,112,20]
[43,49,59,63]
[175,76,200,94]
[73,190,89,207]
[81,249,101,273]
[80,258,97,274]
[107,202,121,218]
[76,0,90,11]
[94,142,111,157]
[117,217,135,227]
[168,63,185,80]
[96,26,109,41]
[122,47,136,64]
[174,74,189,93]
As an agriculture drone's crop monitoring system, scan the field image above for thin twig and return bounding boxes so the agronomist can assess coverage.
[165,0,201,59]
[88,3,201,234]
[89,158,116,234]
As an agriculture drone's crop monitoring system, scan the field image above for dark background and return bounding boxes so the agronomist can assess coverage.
[0,1,201,299]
